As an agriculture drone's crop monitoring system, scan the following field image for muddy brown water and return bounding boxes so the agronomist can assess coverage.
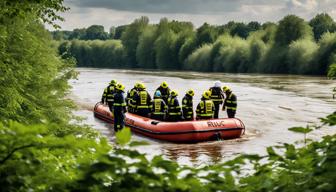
[70,68,336,166]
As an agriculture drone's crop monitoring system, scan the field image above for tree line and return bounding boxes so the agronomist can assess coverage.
[56,14,336,75]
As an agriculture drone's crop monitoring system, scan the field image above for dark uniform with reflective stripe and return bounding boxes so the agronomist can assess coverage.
[223,92,237,118]
[102,84,116,112]
[101,88,108,104]
[155,86,170,104]
[209,87,224,119]
[167,96,182,121]
[126,87,138,113]
[196,98,215,120]
[182,94,193,121]
[134,90,152,117]
[113,90,126,132]
[151,98,167,121]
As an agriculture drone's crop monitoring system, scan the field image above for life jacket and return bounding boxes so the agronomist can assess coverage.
[127,88,137,108]
[167,97,181,116]
[113,91,126,112]
[182,95,193,118]
[137,90,150,109]
[106,85,116,102]
[210,87,224,103]
[152,98,166,115]
[197,99,214,118]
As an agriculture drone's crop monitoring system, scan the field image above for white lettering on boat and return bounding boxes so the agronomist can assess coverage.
[207,121,226,127]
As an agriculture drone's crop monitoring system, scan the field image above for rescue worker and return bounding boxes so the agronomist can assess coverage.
[151,90,167,121]
[182,89,195,121]
[196,91,215,120]
[134,83,152,117]
[222,86,237,118]
[209,81,225,119]
[126,82,140,113]
[113,83,127,132]
[101,79,117,112]
[167,90,182,121]
[155,81,170,104]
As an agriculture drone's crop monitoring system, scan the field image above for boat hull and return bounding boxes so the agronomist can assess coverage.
[94,102,245,143]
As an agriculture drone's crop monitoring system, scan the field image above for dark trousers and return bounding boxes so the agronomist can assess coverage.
[136,108,150,117]
[214,103,220,119]
[107,102,114,112]
[113,111,125,132]
[227,110,236,118]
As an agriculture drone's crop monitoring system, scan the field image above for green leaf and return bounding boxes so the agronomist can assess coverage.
[266,147,279,158]
[129,141,149,147]
[288,126,313,134]
[115,127,132,146]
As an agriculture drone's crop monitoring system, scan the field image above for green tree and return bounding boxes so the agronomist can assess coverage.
[185,44,213,71]
[69,28,86,40]
[179,36,197,67]
[275,15,313,46]
[121,16,149,67]
[84,25,108,40]
[109,26,116,39]
[309,13,336,41]
[196,22,218,46]
[287,39,319,74]
[213,35,250,72]
[316,32,336,75]
[136,26,158,69]
[155,30,178,69]
[114,25,128,39]
[230,22,251,39]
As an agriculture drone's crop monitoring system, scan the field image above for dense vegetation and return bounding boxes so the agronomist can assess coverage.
[1,0,336,191]
[55,14,336,75]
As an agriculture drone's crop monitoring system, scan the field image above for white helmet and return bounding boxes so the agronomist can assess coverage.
[214,81,221,88]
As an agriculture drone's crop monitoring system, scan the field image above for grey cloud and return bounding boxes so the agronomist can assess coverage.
[68,0,282,14]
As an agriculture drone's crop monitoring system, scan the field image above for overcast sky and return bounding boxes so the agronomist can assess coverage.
[54,0,336,31]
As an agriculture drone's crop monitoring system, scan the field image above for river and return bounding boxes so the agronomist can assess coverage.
[70,68,335,166]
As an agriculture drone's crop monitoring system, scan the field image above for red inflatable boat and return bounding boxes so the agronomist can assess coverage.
[94,102,245,143]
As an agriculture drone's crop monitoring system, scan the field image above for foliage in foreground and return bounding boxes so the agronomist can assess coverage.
[70,113,336,192]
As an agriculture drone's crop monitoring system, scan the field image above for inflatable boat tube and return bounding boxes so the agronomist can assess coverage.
[94,102,245,143]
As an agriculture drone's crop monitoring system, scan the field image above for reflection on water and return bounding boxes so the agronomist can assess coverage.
[71,68,336,166]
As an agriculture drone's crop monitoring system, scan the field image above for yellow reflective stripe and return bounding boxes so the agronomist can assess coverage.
[137,106,151,108]
[128,103,136,107]
[114,103,126,106]
[140,91,147,105]
[182,105,192,108]
[199,114,213,117]
[170,106,181,109]
[227,107,237,110]
[152,112,165,115]
[205,100,212,113]
[169,113,181,115]
[211,99,223,102]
